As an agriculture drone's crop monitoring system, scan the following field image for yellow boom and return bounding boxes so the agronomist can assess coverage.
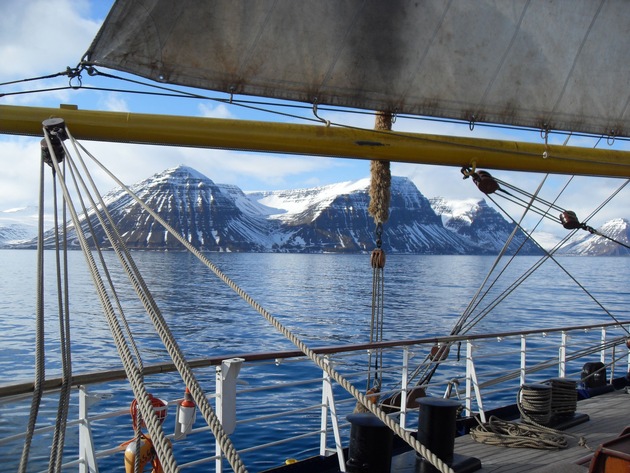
[2,104,630,178]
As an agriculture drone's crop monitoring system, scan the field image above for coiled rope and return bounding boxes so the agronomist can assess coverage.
[471,383,587,451]
[550,379,578,417]
[75,135,456,473]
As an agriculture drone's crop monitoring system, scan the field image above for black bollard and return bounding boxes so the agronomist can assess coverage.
[346,413,393,473]
[416,397,460,473]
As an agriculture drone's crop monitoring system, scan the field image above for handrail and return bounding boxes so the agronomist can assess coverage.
[1,319,628,399]
[1,320,628,472]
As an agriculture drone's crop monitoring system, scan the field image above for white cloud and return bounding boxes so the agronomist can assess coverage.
[0,0,100,80]
[198,103,234,119]
[100,93,130,113]
[0,138,42,209]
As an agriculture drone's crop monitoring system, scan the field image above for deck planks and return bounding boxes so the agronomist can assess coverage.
[453,388,630,472]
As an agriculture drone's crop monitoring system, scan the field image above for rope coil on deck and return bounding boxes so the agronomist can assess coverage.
[550,378,578,417]
[470,382,587,452]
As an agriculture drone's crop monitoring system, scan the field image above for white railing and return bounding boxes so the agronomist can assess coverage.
[0,321,628,472]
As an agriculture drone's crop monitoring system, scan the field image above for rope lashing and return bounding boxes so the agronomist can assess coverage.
[368,111,392,225]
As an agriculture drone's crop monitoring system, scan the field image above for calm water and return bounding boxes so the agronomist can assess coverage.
[0,250,629,471]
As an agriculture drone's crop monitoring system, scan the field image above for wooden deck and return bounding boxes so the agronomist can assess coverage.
[452,388,630,472]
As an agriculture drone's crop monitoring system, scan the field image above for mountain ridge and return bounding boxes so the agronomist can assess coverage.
[1,165,626,255]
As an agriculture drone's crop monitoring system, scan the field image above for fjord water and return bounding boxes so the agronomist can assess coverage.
[0,250,628,470]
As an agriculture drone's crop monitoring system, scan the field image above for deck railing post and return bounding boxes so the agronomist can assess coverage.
[215,358,244,473]
[559,331,567,377]
[78,385,99,473]
[320,357,345,471]
[520,335,527,386]
[465,340,486,422]
[601,327,607,366]
[611,344,616,382]
[399,346,410,429]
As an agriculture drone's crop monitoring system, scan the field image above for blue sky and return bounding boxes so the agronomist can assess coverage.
[1,0,629,246]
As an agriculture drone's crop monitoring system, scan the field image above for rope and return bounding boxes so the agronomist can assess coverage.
[360,111,391,410]
[471,385,587,450]
[407,175,551,389]
[367,111,392,225]
[48,162,73,473]
[67,135,246,472]
[18,157,47,473]
[44,130,181,473]
[549,379,577,417]
[520,385,552,425]
[61,152,147,473]
[470,416,569,450]
[466,169,630,250]
[76,140,456,473]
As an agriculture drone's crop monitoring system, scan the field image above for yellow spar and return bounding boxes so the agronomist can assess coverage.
[2,104,630,178]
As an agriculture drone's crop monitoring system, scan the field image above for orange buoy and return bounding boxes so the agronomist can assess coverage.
[123,435,166,473]
[124,394,168,472]
[130,394,167,430]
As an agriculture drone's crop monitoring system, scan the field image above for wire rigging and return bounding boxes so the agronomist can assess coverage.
[4,64,630,153]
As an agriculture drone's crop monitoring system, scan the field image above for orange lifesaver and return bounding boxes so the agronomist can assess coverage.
[124,394,169,472]
[123,435,167,473]
[130,394,167,430]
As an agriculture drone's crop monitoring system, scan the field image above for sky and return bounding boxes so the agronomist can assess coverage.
[1,0,629,247]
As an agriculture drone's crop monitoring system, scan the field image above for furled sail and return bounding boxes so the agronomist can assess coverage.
[85,0,630,138]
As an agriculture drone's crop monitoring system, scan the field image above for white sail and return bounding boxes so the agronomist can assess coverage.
[85,0,630,138]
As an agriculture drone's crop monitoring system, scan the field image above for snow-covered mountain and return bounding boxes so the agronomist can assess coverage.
[558,218,630,256]
[429,197,541,254]
[249,176,478,253]
[6,165,624,255]
[0,206,41,245]
[48,166,279,251]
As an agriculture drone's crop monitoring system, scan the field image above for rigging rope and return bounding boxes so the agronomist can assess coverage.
[360,111,392,410]
[15,63,630,145]
[463,168,630,250]
[19,156,47,473]
[48,158,73,473]
[61,150,148,473]
[67,131,246,472]
[42,124,183,473]
[73,137,455,473]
